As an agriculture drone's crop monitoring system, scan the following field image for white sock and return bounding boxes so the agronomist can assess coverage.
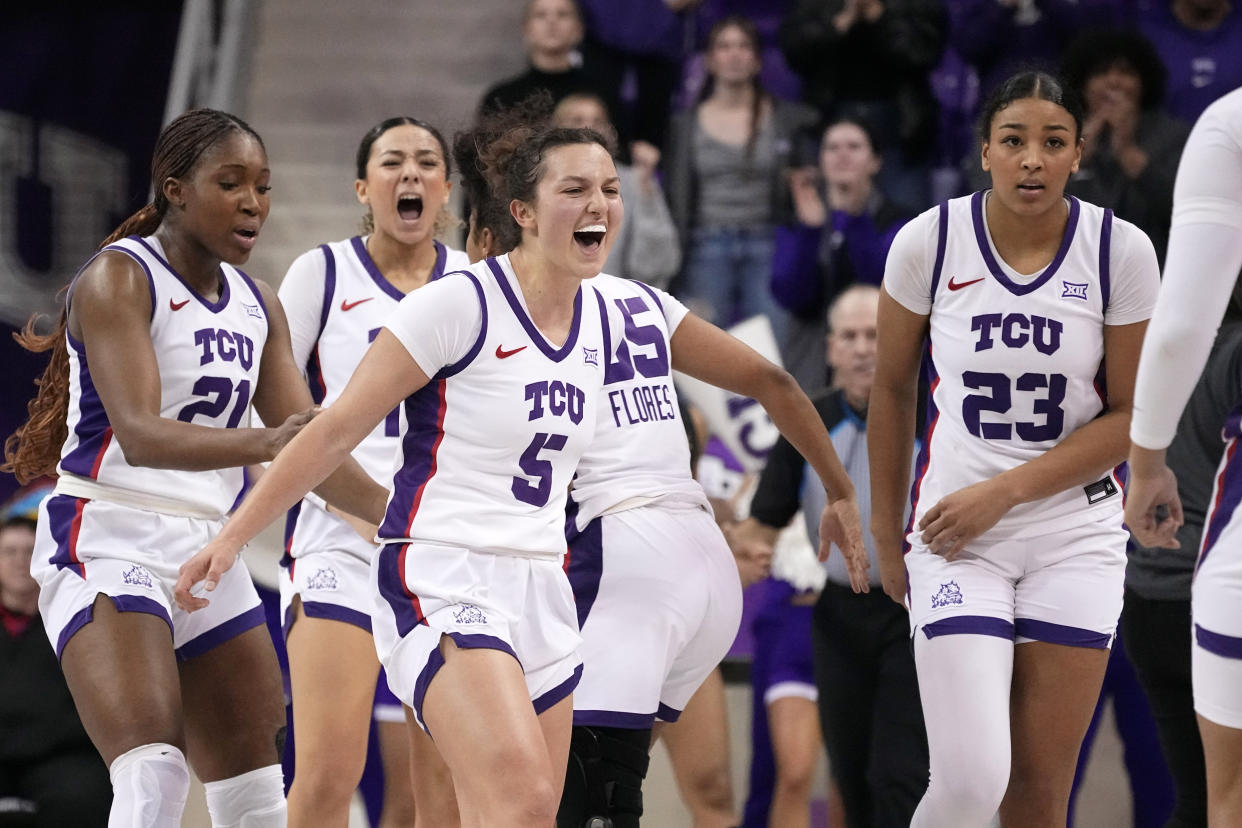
[107,743,190,828]
[203,764,287,828]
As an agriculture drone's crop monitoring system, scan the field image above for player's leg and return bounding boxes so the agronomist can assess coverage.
[59,596,189,828]
[373,703,417,828]
[405,707,459,828]
[998,641,1108,826]
[420,640,564,828]
[909,631,1014,828]
[179,622,288,828]
[658,668,737,828]
[1197,716,1242,826]
[283,599,382,827]
[766,694,822,828]
[1001,517,1127,826]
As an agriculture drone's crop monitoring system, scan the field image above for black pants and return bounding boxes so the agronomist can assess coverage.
[0,748,111,827]
[1120,589,1208,828]
[812,583,929,828]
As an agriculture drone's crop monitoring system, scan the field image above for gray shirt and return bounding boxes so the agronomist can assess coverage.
[691,118,776,229]
[1126,321,1242,600]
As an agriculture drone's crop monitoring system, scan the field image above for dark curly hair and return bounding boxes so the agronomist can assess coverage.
[1060,28,1167,112]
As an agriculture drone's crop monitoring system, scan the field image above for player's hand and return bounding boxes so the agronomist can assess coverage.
[1125,449,1183,549]
[265,406,319,460]
[918,478,1013,560]
[820,495,869,593]
[724,518,773,587]
[174,537,242,612]
[875,538,907,607]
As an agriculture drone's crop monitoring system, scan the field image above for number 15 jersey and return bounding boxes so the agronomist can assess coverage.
[884,192,1159,541]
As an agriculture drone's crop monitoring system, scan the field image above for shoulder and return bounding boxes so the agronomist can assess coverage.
[73,247,155,307]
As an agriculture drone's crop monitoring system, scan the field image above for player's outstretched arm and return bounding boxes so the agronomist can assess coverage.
[175,330,427,611]
[250,279,388,524]
[868,288,927,605]
[669,313,868,591]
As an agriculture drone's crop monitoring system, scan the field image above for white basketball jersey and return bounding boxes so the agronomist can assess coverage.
[378,254,605,559]
[906,193,1128,540]
[58,235,269,517]
[278,237,469,560]
[568,274,710,533]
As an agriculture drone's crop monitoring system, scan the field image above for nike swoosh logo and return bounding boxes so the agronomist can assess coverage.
[340,298,374,311]
[947,276,985,291]
[495,344,527,359]
[169,298,190,311]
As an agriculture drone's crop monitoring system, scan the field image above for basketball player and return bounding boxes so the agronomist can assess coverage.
[451,104,866,828]
[1126,86,1242,828]
[276,116,468,828]
[869,72,1160,827]
[175,121,616,828]
[2,109,388,828]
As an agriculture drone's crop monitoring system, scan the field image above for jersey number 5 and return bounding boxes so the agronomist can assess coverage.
[512,432,568,506]
[962,371,1067,442]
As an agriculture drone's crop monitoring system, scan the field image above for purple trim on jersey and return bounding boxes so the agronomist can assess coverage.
[1015,618,1111,648]
[228,466,250,514]
[1195,623,1242,659]
[306,345,327,404]
[376,543,428,636]
[573,709,658,729]
[593,290,618,385]
[437,271,489,378]
[299,600,373,634]
[54,594,173,659]
[921,615,1014,640]
[1200,439,1242,569]
[970,191,1081,297]
[534,662,583,714]
[565,514,604,630]
[175,605,266,661]
[60,332,115,480]
[131,236,233,313]
[99,243,158,321]
[282,501,302,566]
[656,702,682,722]
[930,201,949,297]
[318,243,337,330]
[1099,209,1113,313]
[234,267,269,318]
[486,257,583,362]
[379,380,447,540]
[904,354,940,554]
[45,494,87,577]
[351,236,407,302]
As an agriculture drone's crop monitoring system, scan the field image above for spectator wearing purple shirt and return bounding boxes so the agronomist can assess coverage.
[1139,0,1242,123]
[772,117,913,390]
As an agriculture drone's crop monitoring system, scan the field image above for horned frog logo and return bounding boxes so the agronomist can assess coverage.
[931,580,964,609]
[306,567,338,591]
[453,604,487,625]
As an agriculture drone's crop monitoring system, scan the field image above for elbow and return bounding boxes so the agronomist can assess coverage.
[753,363,802,406]
[110,427,161,469]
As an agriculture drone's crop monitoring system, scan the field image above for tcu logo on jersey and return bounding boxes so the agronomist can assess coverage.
[524,380,586,425]
[970,313,1062,355]
[194,328,256,370]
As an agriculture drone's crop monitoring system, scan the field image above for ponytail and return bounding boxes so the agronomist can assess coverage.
[2,201,163,483]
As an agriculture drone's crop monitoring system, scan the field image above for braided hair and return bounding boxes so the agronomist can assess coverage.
[3,109,264,483]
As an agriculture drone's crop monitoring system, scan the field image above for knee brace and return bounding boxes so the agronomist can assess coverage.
[203,765,286,828]
[108,742,191,828]
[558,726,651,828]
